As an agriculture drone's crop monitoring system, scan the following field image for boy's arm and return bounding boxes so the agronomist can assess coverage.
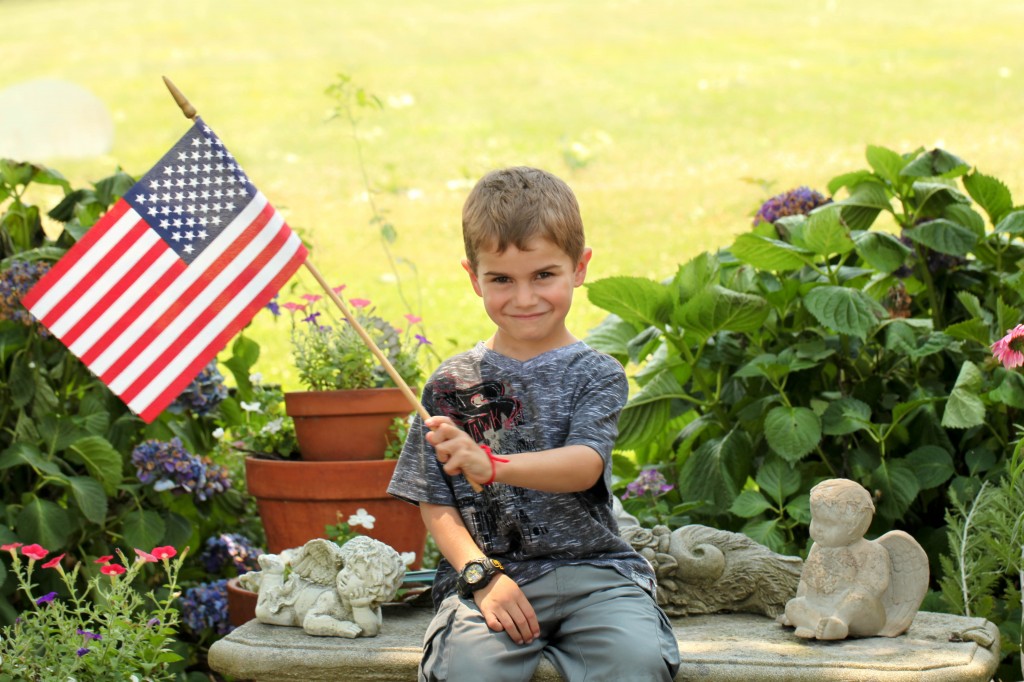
[426,416,603,492]
[420,501,540,644]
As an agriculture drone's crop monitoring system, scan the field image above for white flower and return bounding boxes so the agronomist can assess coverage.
[212,427,225,439]
[400,552,416,566]
[130,676,141,682]
[241,401,262,413]
[260,418,283,435]
[249,372,263,385]
[28,361,36,369]
[347,508,376,530]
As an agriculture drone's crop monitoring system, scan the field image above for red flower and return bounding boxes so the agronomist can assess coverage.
[151,546,177,560]
[134,548,158,563]
[94,555,114,564]
[100,564,126,576]
[21,544,48,561]
[1,542,23,553]
[42,553,66,570]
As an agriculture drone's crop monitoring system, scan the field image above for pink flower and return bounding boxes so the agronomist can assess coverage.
[992,324,1024,369]
[151,546,177,560]
[94,555,114,564]
[1,542,22,553]
[331,284,347,294]
[42,554,66,570]
[349,298,371,309]
[134,548,158,563]
[302,294,322,303]
[404,314,422,325]
[21,544,48,561]
[100,564,126,576]
[282,302,307,311]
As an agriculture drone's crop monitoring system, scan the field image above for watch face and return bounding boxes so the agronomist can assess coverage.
[464,563,486,585]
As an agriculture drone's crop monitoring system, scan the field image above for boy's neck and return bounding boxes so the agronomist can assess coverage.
[486,329,579,361]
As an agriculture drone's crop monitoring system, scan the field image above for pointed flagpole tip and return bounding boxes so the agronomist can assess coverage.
[162,76,197,120]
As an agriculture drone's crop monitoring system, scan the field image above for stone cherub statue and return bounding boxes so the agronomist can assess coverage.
[777,478,929,640]
[615,498,804,618]
[238,535,405,638]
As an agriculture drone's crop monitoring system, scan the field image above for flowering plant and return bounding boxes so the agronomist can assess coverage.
[325,509,417,567]
[284,287,428,392]
[0,542,186,681]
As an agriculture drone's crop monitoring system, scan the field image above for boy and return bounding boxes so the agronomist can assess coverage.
[387,167,680,681]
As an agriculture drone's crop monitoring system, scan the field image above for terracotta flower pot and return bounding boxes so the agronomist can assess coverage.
[284,387,416,461]
[226,577,258,628]
[244,457,426,567]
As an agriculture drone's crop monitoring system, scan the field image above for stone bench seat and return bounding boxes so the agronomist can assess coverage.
[209,607,1000,681]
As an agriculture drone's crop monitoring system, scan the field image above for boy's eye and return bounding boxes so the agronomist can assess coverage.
[536,272,554,279]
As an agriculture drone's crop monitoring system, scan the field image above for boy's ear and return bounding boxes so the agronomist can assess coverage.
[573,248,593,287]
[461,259,483,297]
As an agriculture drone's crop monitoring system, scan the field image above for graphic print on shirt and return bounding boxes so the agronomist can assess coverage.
[431,374,548,554]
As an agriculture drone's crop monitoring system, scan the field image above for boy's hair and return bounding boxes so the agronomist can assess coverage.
[462,167,585,270]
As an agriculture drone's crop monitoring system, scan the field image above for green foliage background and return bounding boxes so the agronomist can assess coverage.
[3,0,1024,388]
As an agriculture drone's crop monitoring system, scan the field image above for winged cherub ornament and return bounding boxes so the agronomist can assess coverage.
[240,536,405,638]
[778,478,929,640]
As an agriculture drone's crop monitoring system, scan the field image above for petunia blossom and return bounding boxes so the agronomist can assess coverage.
[76,647,90,657]
[41,554,65,570]
[135,548,158,563]
[403,314,422,325]
[1,542,22,553]
[21,544,48,561]
[301,294,322,303]
[415,334,432,346]
[151,546,178,560]
[100,564,126,576]
[282,302,307,312]
[36,591,58,605]
[77,628,102,641]
[349,298,371,308]
[94,555,114,564]
[992,324,1024,369]
[331,284,347,294]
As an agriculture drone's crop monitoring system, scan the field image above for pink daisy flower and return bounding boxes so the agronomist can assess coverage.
[992,324,1024,369]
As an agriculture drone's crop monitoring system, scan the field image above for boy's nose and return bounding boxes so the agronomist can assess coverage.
[513,283,537,307]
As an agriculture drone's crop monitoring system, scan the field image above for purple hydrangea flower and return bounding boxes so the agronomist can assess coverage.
[131,437,231,501]
[753,186,831,226]
[621,468,674,500]
[200,533,263,575]
[169,360,229,416]
[0,260,52,336]
[179,578,232,635]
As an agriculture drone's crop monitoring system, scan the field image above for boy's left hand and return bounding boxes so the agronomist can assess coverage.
[424,416,493,485]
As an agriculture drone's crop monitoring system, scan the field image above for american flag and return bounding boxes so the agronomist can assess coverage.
[21,116,307,422]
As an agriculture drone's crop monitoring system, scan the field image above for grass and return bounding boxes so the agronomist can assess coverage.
[4,0,1024,388]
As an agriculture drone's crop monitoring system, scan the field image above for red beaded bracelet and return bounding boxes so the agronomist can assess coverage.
[479,444,510,487]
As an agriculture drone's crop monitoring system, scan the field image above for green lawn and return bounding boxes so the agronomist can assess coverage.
[4,0,1023,388]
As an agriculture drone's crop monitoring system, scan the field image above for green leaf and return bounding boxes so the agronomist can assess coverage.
[868,460,920,520]
[941,361,986,429]
[122,510,167,551]
[822,397,872,436]
[802,207,854,256]
[865,145,909,185]
[827,169,876,195]
[990,370,1024,409]
[785,495,812,525]
[730,234,813,271]
[69,476,108,525]
[16,498,72,550]
[904,446,954,489]
[67,436,123,496]
[676,285,769,342]
[586,277,672,328]
[912,181,970,215]
[853,231,911,273]
[944,318,992,346]
[963,171,1013,224]
[8,351,34,408]
[994,210,1024,236]
[903,219,977,257]
[616,396,672,451]
[943,204,986,238]
[764,406,821,462]
[900,149,969,178]
[584,315,637,360]
[741,518,787,553]
[679,430,753,513]
[834,182,892,230]
[0,442,62,477]
[729,490,773,518]
[674,252,720,300]
[755,458,801,505]
[804,286,887,338]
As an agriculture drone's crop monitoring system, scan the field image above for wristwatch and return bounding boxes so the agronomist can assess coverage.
[456,557,505,599]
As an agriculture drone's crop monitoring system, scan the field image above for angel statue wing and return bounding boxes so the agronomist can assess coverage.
[877,530,930,637]
[289,538,346,586]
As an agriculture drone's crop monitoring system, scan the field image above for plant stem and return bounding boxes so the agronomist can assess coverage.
[959,481,989,617]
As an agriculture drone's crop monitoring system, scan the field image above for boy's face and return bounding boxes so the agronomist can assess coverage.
[463,237,592,360]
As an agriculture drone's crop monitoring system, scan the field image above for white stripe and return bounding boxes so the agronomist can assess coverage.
[128,232,304,414]
[89,193,269,376]
[27,208,140,320]
[69,249,179,357]
[107,202,283,393]
[49,229,161,338]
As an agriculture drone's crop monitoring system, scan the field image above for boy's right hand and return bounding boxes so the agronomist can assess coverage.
[475,574,540,645]
[424,416,493,486]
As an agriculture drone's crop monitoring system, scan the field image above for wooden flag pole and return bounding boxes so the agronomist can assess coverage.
[162,77,483,492]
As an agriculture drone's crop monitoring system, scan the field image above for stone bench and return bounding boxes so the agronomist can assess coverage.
[209,606,1000,681]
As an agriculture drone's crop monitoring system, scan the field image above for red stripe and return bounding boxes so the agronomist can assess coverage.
[79,256,186,367]
[101,202,276,388]
[21,200,132,310]
[138,236,307,421]
[121,211,289,406]
[60,237,170,349]
[37,218,151,331]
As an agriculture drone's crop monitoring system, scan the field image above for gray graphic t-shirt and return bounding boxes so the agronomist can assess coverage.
[387,341,656,607]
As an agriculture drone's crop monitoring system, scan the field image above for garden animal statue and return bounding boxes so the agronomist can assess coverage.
[614,499,803,618]
[777,478,929,640]
[238,535,405,638]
